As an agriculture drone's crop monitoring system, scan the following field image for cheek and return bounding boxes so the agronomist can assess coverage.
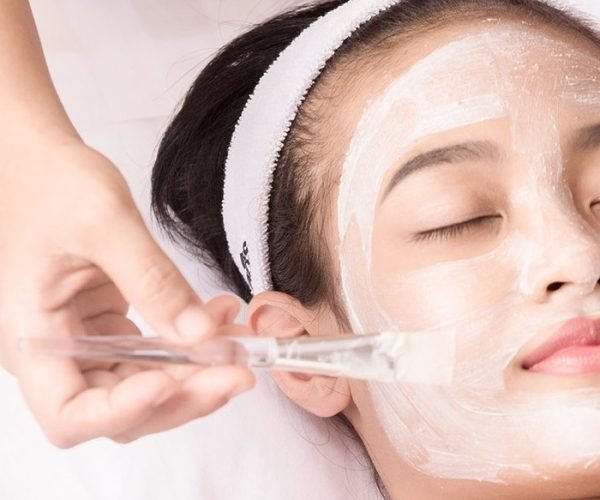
[370,233,520,331]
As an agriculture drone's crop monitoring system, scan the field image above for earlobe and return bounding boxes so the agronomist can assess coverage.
[247,291,352,418]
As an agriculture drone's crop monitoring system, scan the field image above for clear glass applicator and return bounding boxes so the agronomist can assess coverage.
[17,331,454,385]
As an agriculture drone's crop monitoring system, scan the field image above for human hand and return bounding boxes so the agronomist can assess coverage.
[0,135,255,447]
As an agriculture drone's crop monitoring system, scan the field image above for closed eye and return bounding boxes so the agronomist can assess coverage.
[411,215,503,243]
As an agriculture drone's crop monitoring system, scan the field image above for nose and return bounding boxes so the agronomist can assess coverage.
[524,216,600,303]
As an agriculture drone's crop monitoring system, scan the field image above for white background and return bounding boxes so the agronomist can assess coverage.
[1,1,599,499]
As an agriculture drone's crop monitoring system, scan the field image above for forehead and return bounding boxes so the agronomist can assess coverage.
[361,26,600,152]
[323,20,600,159]
[317,19,600,180]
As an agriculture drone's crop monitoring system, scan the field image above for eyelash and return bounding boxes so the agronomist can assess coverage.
[412,215,502,242]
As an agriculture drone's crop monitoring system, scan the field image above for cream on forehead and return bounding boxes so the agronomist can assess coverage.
[336,25,600,482]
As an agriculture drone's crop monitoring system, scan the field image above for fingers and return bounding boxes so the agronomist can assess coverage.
[22,361,254,448]
[17,310,254,448]
[4,146,255,449]
[203,294,242,325]
[47,369,180,448]
[16,326,175,449]
[108,365,255,444]
[77,314,142,372]
[87,207,215,343]
[34,258,111,312]
[73,282,128,318]
[82,367,121,388]
[82,312,141,336]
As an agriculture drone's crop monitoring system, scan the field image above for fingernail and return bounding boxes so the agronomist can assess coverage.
[176,306,214,340]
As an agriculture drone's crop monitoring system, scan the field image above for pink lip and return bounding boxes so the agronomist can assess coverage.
[523,317,600,375]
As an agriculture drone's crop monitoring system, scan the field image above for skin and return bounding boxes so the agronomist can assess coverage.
[248,14,600,500]
[1,0,254,448]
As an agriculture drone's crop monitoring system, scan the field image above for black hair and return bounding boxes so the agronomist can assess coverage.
[152,1,600,497]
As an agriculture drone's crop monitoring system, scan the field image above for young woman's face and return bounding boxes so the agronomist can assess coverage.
[327,17,600,497]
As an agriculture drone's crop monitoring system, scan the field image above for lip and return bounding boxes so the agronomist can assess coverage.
[523,317,600,375]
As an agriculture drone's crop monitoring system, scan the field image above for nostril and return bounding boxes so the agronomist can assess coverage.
[547,282,564,292]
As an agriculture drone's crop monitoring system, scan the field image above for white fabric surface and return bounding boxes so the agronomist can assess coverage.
[1,1,598,499]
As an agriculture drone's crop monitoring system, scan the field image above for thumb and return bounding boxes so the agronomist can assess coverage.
[89,207,215,342]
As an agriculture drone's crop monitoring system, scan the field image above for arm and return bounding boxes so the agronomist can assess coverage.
[0,0,78,145]
[0,1,254,447]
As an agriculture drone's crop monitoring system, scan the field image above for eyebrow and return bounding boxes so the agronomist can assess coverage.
[380,141,501,204]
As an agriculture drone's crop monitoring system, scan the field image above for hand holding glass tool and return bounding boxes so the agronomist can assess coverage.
[0,0,253,452]
[18,330,454,385]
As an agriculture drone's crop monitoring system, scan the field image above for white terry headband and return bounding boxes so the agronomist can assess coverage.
[222,0,401,295]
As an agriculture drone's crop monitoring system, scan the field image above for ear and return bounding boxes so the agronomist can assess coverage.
[247,291,351,418]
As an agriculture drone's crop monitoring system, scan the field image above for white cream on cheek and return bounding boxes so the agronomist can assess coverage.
[337,48,506,332]
[337,27,600,483]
